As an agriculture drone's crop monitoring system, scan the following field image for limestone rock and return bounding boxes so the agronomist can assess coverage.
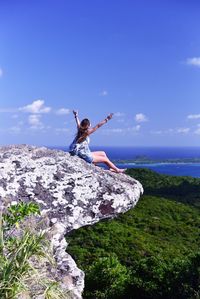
[0,145,143,298]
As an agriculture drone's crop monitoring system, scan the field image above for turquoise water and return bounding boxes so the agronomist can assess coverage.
[116,162,200,178]
[49,146,200,178]
[91,146,200,178]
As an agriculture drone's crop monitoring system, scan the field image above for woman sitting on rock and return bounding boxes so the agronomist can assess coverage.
[69,110,126,173]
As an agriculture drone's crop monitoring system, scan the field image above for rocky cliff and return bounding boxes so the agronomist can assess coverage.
[0,145,143,298]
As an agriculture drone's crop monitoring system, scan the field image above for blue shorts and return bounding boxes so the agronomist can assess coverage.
[69,139,93,164]
[78,152,93,164]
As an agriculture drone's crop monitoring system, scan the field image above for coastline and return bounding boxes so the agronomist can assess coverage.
[47,145,200,178]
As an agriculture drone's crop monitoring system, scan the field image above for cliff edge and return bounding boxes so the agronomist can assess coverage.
[0,145,143,298]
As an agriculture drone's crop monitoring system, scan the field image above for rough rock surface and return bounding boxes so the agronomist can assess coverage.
[0,145,143,298]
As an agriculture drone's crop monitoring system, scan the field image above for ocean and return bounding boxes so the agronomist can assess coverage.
[49,146,200,178]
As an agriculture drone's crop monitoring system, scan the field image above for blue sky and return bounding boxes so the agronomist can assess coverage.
[1,0,200,146]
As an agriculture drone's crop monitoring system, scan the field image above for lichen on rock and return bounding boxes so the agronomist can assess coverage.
[0,145,143,298]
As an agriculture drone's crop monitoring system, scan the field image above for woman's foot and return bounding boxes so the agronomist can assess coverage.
[109,168,127,173]
[117,168,127,173]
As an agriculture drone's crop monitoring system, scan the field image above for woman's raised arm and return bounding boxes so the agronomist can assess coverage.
[73,110,80,129]
[88,113,113,135]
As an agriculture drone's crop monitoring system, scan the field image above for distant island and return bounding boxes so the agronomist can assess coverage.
[113,155,200,164]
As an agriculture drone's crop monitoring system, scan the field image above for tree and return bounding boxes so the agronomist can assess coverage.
[85,254,130,299]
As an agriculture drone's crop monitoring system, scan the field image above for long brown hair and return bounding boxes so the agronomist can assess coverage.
[76,119,90,143]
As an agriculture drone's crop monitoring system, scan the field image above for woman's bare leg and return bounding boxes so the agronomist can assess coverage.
[92,152,126,173]
[91,152,106,166]
[92,151,107,157]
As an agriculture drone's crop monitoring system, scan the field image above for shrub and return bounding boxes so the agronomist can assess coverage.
[0,201,71,299]
[84,254,130,299]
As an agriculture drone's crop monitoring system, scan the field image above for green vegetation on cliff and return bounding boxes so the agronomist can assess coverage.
[0,202,71,299]
[127,168,200,207]
[66,169,200,299]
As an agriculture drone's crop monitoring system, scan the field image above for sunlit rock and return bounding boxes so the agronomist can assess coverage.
[0,145,143,298]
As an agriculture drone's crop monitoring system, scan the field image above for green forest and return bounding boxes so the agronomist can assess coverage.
[66,169,200,299]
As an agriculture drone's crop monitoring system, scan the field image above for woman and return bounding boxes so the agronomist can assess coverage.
[69,110,126,173]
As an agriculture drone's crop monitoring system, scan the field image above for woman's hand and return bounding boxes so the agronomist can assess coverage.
[73,110,78,116]
[107,113,113,120]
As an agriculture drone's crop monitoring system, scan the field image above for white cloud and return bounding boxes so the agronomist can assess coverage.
[110,128,124,133]
[127,125,141,132]
[135,113,148,123]
[28,114,43,129]
[150,130,163,135]
[186,57,200,68]
[187,114,200,120]
[99,90,108,96]
[102,125,141,135]
[151,127,190,135]
[135,125,141,131]
[177,128,190,134]
[20,100,51,114]
[101,128,123,134]
[114,112,125,117]
[0,68,3,78]
[29,114,41,126]
[56,108,70,115]
[114,112,125,123]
